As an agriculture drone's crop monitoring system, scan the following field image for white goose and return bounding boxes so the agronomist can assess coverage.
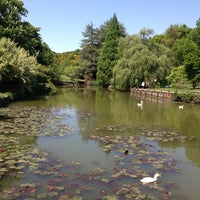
[140,173,161,185]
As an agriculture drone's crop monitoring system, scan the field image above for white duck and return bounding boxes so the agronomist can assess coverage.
[178,105,184,109]
[140,173,161,185]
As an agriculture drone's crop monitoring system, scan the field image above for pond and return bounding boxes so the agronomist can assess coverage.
[0,87,200,200]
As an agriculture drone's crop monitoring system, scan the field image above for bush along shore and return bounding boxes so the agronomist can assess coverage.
[0,93,13,107]
[1,87,200,108]
[173,91,200,104]
[0,82,56,107]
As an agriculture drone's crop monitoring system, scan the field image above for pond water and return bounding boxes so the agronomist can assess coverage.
[0,87,200,200]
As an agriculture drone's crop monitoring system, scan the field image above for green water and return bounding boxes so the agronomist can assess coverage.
[0,87,200,199]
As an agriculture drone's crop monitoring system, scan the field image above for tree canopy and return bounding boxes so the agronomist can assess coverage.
[97,14,124,87]
[1,0,200,95]
[0,37,51,96]
[0,0,54,66]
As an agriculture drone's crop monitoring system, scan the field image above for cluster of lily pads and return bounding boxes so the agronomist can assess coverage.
[0,137,186,199]
[0,107,192,199]
[0,105,73,187]
[140,128,195,143]
[0,105,73,137]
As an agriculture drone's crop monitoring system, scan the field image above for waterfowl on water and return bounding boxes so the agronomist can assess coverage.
[140,173,161,185]
[179,105,184,109]
[124,150,129,155]
[137,100,143,107]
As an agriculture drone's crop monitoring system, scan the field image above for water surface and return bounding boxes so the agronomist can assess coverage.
[0,88,200,199]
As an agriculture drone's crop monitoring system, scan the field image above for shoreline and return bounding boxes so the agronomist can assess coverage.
[130,87,200,104]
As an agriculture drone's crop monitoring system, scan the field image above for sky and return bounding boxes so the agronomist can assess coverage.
[23,0,200,53]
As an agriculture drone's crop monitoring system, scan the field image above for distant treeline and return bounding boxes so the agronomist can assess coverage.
[0,0,200,101]
[57,14,200,91]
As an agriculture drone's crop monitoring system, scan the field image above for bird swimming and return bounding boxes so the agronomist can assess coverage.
[137,100,143,107]
[179,105,184,109]
[140,173,161,185]
[124,150,129,155]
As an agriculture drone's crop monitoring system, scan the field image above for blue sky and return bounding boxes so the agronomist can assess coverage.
[23,0,200,53]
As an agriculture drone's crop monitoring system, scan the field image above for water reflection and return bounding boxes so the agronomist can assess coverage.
[20,88,200,166]
[1,87,200,199]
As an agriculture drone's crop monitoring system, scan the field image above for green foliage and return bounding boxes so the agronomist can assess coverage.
[53,51,80,82]
[112,34,173,90]
[0,0,54,67]
[98,17,126,47]
[0,0,27,28]
[0,37,52,96]
[166,65,188,88]
[184,52,200,88]
[79,22,100,78]
[97,14,124,87]
[139,28,154,39]
[112,59,130,91]
[164,24,191,48]
[172,37,198,65]
[190,18,200,48]
[173,91,200,103]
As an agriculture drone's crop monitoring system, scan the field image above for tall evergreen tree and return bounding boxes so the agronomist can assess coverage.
[98,18,126,48]
[79,22,100,79]
[97,14,124,87]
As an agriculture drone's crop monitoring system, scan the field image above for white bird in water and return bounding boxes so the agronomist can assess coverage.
[137,100,143,107]
[179,105,184,109]
[140,173,161,185]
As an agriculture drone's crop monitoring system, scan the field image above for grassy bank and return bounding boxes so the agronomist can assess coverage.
[156,87,200,104]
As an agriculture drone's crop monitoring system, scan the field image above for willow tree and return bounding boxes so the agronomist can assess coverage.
[113,33,173,91]
[97,14,124,87]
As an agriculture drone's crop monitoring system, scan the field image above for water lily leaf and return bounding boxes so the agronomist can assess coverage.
[103,195,118,200]
[0,168,8,172]
[5,159,17,165]
[75,189,81,194]
[37,193,47,199]
[48,191,58,197]
[29,163,38,171]
[56,186,64,191]
[73,196,83,200]
[101,178,111,184]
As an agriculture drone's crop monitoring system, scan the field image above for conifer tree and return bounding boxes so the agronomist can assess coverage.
[79,22,100,79]
[97,14,123,87]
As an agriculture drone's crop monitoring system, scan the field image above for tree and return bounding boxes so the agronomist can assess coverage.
[172,18,200,89]
[184,52,200,88]
[53,51,80,82]
[0,0,54,67]
[166,65,188,88]
[97,14,124,87]
[0,0,27,29]
[79,22,100,79]
[190,18,200,48]
[0,37,51,95]
[172,37,198,66]
[112,33,173,91]
[139,28,154,40]
[98,18,126,48]
[164,24,191,48]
